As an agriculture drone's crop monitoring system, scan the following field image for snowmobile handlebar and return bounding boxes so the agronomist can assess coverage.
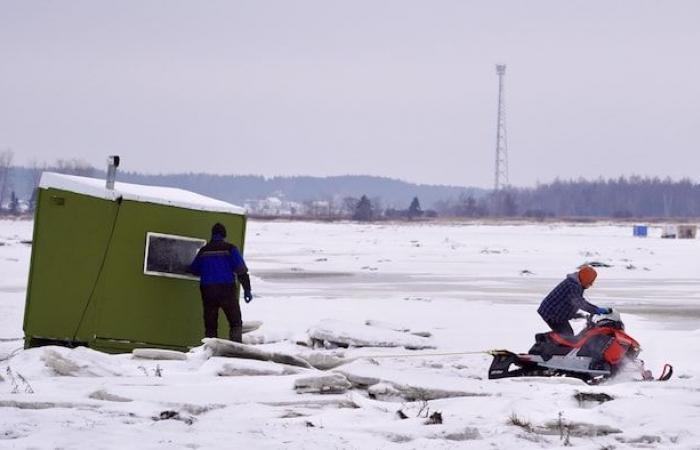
[584,307,615,326]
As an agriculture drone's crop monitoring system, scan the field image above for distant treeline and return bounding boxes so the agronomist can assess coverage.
[514,176,700,218]
[2,153,699,219]
[1,156,484,211]
[116,172,485,210]
[435,176,700,219]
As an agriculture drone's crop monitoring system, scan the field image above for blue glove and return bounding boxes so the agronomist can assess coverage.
[595,307,610,315]
[244,290,253,303]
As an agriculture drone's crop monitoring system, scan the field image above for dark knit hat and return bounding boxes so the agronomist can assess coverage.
[212,222,227,238]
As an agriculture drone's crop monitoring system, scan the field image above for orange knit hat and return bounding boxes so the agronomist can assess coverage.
[578,266,597,287]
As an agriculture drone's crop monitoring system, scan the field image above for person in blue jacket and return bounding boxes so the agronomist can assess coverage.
[189,223,252,342]
[537,265,609,335]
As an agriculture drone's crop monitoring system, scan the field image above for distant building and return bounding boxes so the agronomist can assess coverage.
[633,225,648,237]
[661,224,697,239]
[661,225,677,239]
[305,200,331,217]
[245,196,303,216]
[678,225,697,239]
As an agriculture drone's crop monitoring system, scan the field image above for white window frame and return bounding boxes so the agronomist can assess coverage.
[143,231,206,281]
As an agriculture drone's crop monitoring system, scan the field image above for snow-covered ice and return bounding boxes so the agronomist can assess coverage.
[307,319,435,350]
[2,219,700,449]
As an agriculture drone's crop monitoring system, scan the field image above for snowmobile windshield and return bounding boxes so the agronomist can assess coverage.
[591,310,624,329]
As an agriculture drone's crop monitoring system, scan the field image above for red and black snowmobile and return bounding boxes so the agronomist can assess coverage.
[488,310,672,384]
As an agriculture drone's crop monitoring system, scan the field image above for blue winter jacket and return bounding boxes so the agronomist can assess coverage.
[189,234,249,287]
[537,273,599,323]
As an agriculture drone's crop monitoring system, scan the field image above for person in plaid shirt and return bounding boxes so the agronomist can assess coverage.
[537,266,610,335]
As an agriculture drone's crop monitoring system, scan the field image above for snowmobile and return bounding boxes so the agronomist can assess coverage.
[488,309,673,384]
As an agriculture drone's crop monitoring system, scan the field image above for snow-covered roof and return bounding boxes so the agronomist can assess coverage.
[39,172,246,215]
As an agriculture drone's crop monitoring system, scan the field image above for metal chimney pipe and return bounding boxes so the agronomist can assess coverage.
[106,155,120,190]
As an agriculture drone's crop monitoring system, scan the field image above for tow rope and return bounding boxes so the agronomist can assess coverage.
[354,350,493,360]
[71,196,123,342]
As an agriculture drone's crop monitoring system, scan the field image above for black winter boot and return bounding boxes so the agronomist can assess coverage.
[229,327,243,343]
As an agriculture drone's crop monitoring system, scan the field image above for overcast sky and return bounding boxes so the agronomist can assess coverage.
[1,1,699,188]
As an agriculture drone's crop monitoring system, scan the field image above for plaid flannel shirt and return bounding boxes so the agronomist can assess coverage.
[537,273,599,323]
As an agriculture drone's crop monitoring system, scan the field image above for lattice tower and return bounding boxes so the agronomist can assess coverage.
[494,64,509,191]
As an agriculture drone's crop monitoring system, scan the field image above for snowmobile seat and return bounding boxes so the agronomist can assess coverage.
[535,331,584,346]
[550,333,583,346]
[529,333,573,359]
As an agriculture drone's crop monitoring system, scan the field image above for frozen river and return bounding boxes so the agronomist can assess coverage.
[1,219,699,449]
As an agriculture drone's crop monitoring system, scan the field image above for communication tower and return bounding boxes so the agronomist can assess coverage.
[494,64,509,191]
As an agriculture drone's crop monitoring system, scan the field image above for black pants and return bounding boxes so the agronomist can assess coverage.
[200,284,242,342]
[545,319,574,336]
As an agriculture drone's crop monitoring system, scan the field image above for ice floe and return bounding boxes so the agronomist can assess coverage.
[307,319,435,350]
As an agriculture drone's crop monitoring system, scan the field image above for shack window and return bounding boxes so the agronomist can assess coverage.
[144,232,206,280]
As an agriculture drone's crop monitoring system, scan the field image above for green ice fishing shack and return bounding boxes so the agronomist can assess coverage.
[23,163,247,353]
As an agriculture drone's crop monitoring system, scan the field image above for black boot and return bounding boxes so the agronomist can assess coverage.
[229,327,243,343]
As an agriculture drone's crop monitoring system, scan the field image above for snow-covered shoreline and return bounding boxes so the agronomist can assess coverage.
[1,219,699,449]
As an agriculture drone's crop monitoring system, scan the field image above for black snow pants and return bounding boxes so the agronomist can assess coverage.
[545,319,574,336]
[200,283,243,342]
